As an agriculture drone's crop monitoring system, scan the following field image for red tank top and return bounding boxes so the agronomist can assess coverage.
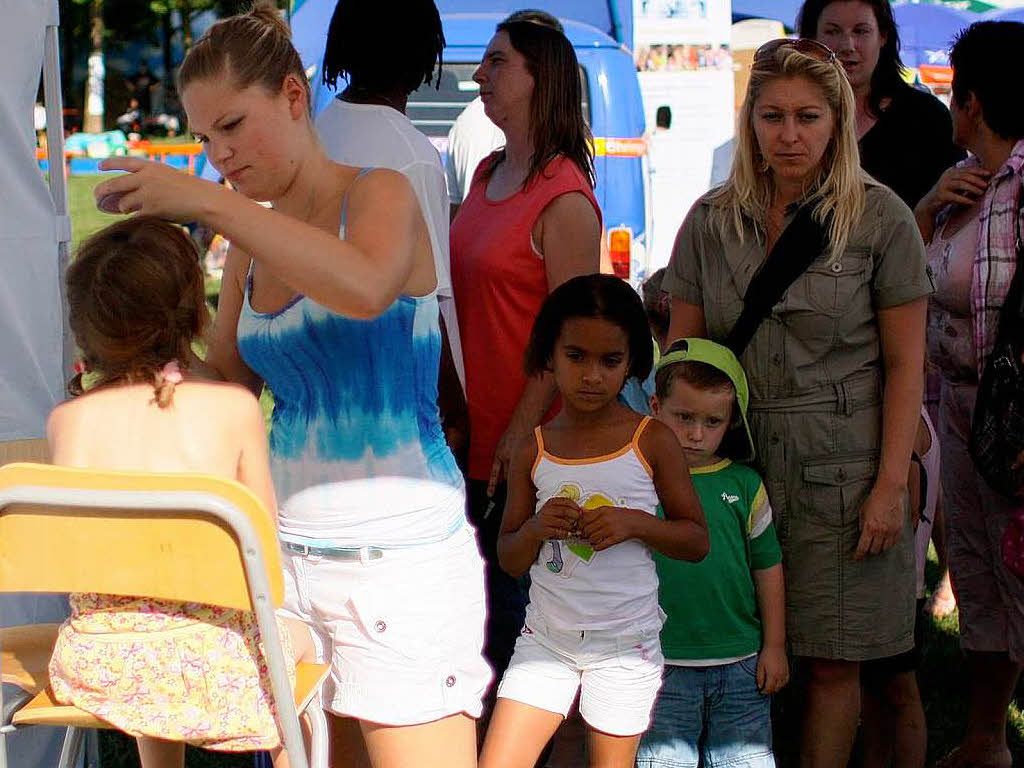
[451,154,601,481]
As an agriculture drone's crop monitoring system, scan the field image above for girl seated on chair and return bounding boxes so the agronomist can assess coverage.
[46,217,315,768]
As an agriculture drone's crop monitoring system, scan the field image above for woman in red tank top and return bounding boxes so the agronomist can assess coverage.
[449,11,603,715]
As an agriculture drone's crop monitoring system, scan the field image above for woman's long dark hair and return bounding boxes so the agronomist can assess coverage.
[798,0,908,115]
[487,19,595,189]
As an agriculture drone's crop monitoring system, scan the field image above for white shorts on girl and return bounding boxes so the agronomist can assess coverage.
[279,523,491,725]
[496,608,664,736]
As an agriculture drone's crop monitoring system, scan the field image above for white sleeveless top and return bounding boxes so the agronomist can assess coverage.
[528,417,663,632]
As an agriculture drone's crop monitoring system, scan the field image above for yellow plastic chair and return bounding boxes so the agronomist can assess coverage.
[0,462,331,768]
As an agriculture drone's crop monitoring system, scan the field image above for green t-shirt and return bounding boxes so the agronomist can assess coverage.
[656,458,782,662]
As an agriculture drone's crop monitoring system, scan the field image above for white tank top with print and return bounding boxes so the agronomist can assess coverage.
[528,417,663,633]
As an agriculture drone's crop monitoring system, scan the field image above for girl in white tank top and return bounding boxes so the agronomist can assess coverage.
[478,275,709,768]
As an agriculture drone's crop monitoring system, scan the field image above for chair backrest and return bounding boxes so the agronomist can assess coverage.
[0,463,283,611]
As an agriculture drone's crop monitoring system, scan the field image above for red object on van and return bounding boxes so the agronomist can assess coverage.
[608,227,632,280]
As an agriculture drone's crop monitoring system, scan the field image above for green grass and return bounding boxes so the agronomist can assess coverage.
[917,552,1024,765]
[69,174,122,253]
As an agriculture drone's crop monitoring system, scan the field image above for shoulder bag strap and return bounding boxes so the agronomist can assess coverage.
[724,202,833,357]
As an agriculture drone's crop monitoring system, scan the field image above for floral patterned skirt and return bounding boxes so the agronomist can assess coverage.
[49,594,296,751]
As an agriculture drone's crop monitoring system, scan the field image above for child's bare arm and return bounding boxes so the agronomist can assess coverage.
[753,563,789,694]
[581,420,708,560]
[646,420,708,559]
[497,435,580,577]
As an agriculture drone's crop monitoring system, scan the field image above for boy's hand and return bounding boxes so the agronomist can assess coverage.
[580,506,642,551]
[756,645,789,695]
[528,497,582,542]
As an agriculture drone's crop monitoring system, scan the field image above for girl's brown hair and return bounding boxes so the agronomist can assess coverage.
[66,217,208,408]
[176,0,309,110]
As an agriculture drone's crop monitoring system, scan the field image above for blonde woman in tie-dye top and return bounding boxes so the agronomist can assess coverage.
[90,6,488,766]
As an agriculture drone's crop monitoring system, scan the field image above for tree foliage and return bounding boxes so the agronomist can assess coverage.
[57,0,287,127]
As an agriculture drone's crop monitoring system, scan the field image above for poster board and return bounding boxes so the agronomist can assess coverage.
[634,0,735,273]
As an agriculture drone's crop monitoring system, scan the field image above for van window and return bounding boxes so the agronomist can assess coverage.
[407,62,591,137]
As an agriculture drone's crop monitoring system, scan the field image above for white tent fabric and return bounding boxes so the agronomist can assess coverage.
[0,1,73,766]
[0,0,65,443]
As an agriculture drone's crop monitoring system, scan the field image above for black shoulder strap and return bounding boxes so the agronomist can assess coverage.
[725,203,833,357]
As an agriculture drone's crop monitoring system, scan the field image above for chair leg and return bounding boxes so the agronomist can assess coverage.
[57,726,83,768]
[306,691,329,768]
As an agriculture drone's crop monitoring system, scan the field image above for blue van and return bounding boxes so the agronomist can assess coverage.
[290,0,652,283]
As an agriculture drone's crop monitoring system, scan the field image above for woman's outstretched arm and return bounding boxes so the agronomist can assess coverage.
[94,158,424,319]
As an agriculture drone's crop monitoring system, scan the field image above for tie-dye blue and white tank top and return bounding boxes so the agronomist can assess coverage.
[236,169,464,545]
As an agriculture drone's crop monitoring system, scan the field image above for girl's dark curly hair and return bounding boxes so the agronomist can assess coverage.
[524,274,653,383]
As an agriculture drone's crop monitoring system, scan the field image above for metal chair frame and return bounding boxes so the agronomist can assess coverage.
[0,468,322,768]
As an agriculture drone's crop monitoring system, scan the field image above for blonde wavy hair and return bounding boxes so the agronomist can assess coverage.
[707,45,869,259]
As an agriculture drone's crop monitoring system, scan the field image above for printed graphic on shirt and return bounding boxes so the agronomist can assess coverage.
[551,482,620,564]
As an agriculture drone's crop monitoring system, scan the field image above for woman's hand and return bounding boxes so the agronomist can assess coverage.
[854,477,907,560]
[489,424,531,497]
[757,645,790,695]
[528,497,582,542]
[94,157,223,222]
[916,166,991,220]
[580,505,643,551]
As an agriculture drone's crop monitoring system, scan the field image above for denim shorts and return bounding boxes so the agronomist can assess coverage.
[636,656,775,768]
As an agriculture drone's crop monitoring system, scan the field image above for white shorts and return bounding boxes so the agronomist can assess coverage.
[496,609,664,737]
[280,524,491,725]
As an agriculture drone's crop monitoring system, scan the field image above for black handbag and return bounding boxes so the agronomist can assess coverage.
[969,214,1024,501]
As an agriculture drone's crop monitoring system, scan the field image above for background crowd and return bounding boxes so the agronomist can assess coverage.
[26,0,1024,767]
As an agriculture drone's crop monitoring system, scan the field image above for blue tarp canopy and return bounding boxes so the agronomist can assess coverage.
[893,3,975,68]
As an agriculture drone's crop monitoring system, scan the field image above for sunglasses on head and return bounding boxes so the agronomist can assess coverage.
[754,38,837,64]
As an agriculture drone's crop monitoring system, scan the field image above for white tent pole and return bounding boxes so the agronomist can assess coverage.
[42,3,74,377]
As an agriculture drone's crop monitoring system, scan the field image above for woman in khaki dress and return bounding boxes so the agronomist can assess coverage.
[665,41,931,767]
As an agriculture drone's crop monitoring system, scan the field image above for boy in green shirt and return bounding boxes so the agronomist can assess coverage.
[637,338,787,768]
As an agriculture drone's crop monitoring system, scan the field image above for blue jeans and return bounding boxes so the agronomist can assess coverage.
[636,656,775,768]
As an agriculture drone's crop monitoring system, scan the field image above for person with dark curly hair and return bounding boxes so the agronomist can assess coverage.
[315,0,470,465]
